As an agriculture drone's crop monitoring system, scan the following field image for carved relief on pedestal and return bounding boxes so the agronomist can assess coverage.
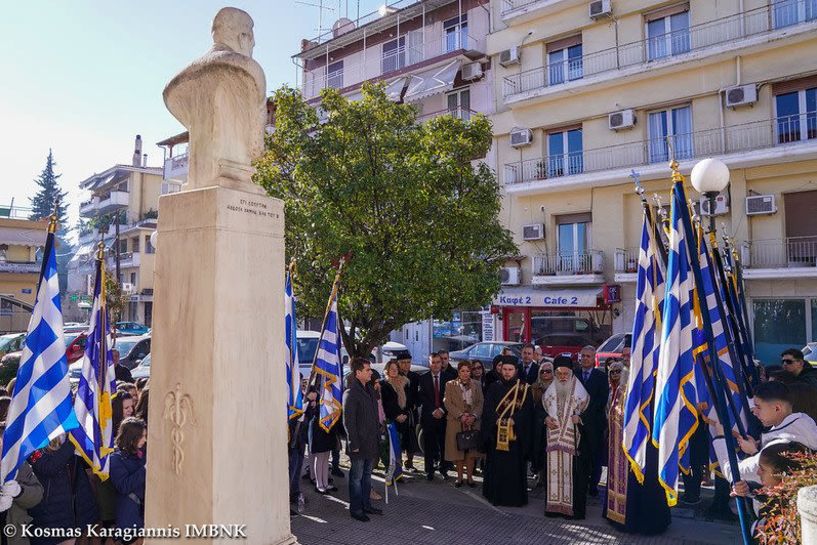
[163,383,196,475]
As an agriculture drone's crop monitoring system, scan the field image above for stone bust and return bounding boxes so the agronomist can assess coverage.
[163,7,267,190]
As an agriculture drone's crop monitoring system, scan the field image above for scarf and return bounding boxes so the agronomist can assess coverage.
[386,373,409,409]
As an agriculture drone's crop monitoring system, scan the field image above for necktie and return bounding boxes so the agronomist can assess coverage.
[434,375,440,408]
[583,370,590,383]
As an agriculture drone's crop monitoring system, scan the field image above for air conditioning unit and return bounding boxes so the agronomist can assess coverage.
[523,223,544,241]
[121,282,135,294]
[499,46,521,67]
[589,0,612,19]
[510,127,533,147]
[609,109,636,130]
[725,84,758,108]
[461,62,483,81]
[500,266,521,286]
[746,194,777,216]
[700,191,730,216]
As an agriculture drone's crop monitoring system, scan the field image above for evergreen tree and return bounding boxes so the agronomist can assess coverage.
[29,150,72,292]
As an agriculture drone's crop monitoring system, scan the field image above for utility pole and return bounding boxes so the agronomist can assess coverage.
[114,212,121,289]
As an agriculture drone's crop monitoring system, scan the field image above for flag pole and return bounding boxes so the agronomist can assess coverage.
[669,161,752,545]
[308,257,347,388]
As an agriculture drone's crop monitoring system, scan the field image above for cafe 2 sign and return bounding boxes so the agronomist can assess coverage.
[493,290,599,308]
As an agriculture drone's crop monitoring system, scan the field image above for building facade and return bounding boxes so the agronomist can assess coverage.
[488,0,817,362]
[0,209,46,332]
[68,135,176,326]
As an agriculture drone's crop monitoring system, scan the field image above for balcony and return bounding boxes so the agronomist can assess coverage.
[741,237,817,279]
[301,33,486,100]
[503,2,817,104]
[416,107,478,123]
[614,248,640,283]
[164,152,188,182]
[79,197,98,216]
[0,262,40,274]
[504,113,817,191]
[80,191,129,217]
[107,251,141,269]
[532,251,605,285]
[501,0,583,23]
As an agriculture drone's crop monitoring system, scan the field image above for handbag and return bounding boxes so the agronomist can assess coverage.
[456,429,480,452]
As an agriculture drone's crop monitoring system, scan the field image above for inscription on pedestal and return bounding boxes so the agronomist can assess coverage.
[226,198,281,219]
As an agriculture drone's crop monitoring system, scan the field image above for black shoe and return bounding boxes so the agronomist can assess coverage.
[454,480,462,488]
[351,512,370,522]
[467,480,476,488]
[331,468,345,478]
[426,474,434,481]
[364,507,383,515]
[441,472,449,481]
[327,486,338,492]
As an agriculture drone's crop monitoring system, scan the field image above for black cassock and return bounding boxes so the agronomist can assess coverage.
[481,378,534,507]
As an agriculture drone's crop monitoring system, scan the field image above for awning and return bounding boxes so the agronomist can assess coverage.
[0,227,47,247]
[493,287,604,308]
[384,77,407,102]
[404,60,461,103]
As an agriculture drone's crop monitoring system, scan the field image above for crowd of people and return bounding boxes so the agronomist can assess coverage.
[0,361,150,545]
[288,344,817,543]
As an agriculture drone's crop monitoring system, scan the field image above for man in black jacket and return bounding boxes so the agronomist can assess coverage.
[574,345,608,497]
[342,358,383,522]
[439,349,458,382]
[517,343,540,385]
[781,348,817,389]
[418,352,450,480]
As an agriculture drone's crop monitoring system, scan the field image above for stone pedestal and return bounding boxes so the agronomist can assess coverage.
[145,184,296,545]
[800,485,817,545]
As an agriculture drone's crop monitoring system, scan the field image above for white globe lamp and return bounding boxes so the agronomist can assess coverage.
[150,230,158,250]
[691,158,730,196]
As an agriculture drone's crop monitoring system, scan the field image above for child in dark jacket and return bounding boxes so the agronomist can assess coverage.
[109,418,147,543]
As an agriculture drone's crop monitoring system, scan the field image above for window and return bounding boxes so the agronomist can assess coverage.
[775,87,817,143]
[773,0,817,28]
[446,88,471,120]
[556,213,591,273]
[753,299,809,364]
[327,61,343,89]
[470,343,491,359]
[130,272,137,285]
[382,37,405,74]
[648,105,693,163]
[118,239,128,254]
[145,235,155,254]
[646,9,690,61]
[131,236,140,253]
[444,14,468,52]
[547,128,583,177]
[547,43,583,85]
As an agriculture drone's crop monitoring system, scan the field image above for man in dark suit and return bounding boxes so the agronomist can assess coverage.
[574,344,608,497]
[517,343,540,385]
[439,349,458,382]
[418,352,450,480]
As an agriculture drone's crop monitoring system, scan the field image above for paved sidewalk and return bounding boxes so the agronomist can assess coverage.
[291,469,741,545]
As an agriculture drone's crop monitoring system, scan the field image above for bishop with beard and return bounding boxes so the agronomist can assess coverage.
[543,356,590,519]
[481,356,534,507]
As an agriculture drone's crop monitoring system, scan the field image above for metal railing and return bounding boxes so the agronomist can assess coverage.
[742,237,817,269]
[416,107,478,122]
[302,33,486,99]
[533,250,604,275]
[163,152,188,181]
[305,0,429,48]
[504,113,817,185]
[503,2,817,99]
[614,248,640,274]
[0,262,40,274]
[501,0,564,15]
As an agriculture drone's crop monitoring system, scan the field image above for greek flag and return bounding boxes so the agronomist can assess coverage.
[315,297,342,432]
[285,272,304,420]
[623,208,665,482]
[1,230,78,483]
[652,179,699,507]
[68,258,116,478]
[385,421,403,488]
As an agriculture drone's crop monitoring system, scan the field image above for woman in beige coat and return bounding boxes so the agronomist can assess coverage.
[444,360,484,487]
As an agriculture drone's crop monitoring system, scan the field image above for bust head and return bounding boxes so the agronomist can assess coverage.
[212,7,255,57]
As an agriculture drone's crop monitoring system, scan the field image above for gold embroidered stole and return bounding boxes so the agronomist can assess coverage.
[496,380,529,452]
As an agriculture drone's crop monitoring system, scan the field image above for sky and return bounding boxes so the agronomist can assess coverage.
[0,0,386,226]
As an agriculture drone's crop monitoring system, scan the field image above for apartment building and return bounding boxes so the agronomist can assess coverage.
[488,0,817,362]
[68,136,173,326]
[0,209,47,332]
[294,0,495,360]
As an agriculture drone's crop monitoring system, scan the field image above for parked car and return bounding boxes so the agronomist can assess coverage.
[65,332,88,364]
[535,333,596,362]
[596,333,632,368]
[131,353,150,380]
[4,331,88,387]
[449,341,524,367]
[0,333,25,359]
[69,334,151,383]
[803,342,817,367]
[114,322,150,337]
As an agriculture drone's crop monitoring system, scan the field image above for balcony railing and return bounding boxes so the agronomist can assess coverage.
[503,2,817,99]
[163,152,188,182]
[0,204,34,220]
[741,237,817,269]
[505,113,817,185]
[533,251,604,276]
[614,248,641,274]
[416,107,478,123]
[501,0,565,16]
[302,33,486,100]
[0,262,40,274]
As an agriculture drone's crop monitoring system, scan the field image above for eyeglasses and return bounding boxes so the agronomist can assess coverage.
[610,370,622,374]
[781,358,796,365]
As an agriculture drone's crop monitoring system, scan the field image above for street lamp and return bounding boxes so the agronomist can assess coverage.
[691,158,730,233]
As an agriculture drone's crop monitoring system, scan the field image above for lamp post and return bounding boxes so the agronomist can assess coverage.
[691,158,730,233]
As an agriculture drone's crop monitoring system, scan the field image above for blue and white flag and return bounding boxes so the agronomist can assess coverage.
[315,297,342,432]
[652,180,699,507]
[285,272,304,420]
[622,208,665,482]
[1,230,78,483]
[385,421,403,488]
[69,258,116,479]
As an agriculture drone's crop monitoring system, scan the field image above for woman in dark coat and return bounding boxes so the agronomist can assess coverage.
[380,360,418,461]
[28,436,99,545]
[309,381,340,494]
[110,417,147,541]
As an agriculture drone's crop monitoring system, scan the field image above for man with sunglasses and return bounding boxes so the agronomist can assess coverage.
[781,348,817,389]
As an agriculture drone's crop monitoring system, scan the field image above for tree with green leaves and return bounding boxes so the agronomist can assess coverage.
[29,150,73,292]
[255,83,516,357]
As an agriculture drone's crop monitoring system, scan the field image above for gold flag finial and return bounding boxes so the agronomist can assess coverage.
[47,214,58,234]
[96,241,106,261]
